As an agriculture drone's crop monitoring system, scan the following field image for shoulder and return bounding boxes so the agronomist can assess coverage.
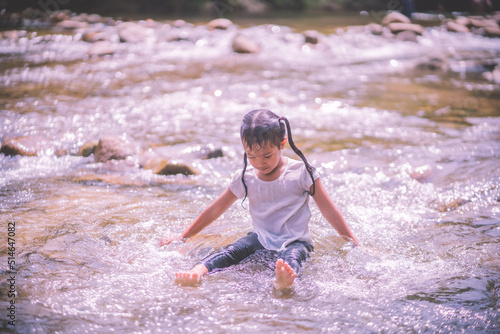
[285,158,320,192]
[286,158,304,170]
[287,158,319,177]
[231,165,254,179]
[229,165,256,189]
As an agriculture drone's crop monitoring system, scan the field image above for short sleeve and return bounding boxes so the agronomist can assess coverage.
[300,165,320,192]
[228,169,245,199]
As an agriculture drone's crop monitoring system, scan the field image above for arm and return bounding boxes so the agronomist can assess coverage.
[312,178,359,246]
[160,187,238,246]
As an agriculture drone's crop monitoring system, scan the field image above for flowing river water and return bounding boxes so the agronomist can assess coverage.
[0,12,499,333]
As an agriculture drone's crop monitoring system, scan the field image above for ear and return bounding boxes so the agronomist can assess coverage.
[280,137,287,150]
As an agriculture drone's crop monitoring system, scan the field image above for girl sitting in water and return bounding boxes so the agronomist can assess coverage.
[160,109,359,289]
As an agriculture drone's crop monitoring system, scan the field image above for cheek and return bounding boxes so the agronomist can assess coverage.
[248,158,260,167]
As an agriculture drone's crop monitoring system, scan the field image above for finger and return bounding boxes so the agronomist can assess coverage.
[159,239,171,247]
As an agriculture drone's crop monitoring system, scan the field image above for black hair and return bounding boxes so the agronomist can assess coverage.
[240,109,315,207]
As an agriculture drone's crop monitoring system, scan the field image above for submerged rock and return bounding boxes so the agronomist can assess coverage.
[407,165,433,183]
[433,198,471,212]
[179,145,224,160]
[414,55,449,72]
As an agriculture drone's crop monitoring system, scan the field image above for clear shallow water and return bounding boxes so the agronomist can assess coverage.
[1,13,499,333]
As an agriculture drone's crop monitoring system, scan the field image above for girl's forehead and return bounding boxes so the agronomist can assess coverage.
[243,141,277,155]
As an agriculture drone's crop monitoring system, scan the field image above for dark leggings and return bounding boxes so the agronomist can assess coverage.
[200,232,313,274]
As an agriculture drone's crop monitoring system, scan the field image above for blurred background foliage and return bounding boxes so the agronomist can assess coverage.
[1,0,499,17]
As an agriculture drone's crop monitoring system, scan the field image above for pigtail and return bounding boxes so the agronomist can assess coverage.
[280,117,316,196]
[241,152,248,208]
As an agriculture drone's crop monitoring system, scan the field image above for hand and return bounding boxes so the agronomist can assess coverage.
[159,234,184,247]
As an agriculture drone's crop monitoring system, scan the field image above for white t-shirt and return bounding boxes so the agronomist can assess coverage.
[229,157,319,251]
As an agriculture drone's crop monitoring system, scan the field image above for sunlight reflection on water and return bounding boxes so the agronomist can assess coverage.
[1,12,499,333]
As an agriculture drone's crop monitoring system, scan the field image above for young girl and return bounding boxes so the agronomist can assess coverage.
[160,109,359,289]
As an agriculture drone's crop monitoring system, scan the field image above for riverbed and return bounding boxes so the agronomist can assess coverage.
[0,11,499,333]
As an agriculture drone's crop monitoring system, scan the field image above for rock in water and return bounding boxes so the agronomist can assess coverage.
[206,18,233,30]
[155,161,198,176]
[0,136,51,156]
[118,22,149,43]
[382,12,411,26]
[387,23,424,35]
[94,137,136,162]
[232,35,260,53]
[88,41,116,56]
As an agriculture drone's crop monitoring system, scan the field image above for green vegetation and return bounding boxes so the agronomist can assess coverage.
[4,0,390,16]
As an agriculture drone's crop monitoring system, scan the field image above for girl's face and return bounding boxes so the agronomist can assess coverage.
[244,139,287,178]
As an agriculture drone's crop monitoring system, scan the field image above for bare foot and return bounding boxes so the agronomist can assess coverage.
[174,264,208,286]
[274,259,297,290]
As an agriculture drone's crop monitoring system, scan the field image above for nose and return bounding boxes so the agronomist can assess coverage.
[253,158,266,170]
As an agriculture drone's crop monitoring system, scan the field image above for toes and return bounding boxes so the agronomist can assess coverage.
[281,261,295,274]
